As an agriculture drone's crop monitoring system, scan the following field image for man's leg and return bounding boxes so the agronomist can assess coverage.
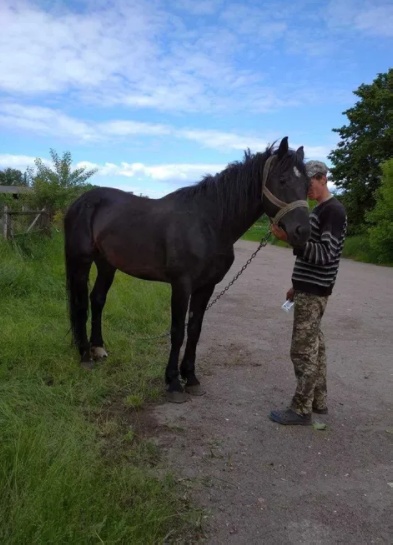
[290,292,328,415]
[313,329,328,412]
[270,292,328,425]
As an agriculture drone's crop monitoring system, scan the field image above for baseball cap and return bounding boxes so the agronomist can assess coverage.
[305,160,328,178]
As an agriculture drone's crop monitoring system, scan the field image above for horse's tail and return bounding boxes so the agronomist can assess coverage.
[64,192,97,353]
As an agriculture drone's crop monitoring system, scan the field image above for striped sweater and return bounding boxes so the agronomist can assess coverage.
[292,197,347,296]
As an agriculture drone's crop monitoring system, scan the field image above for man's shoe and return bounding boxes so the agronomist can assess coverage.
[269,408,312,426]
[312,406,328,414]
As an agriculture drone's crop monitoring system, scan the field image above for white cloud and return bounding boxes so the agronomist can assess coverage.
[0,0,265,113]
[0,1,161,94]
[0,99,334,169]
[304,146,333,160]
[0,0,354,115]
[99,120,170,137]
[354,5,393,37]
[0,103,95,140]
[326,0,393,37]
[0,102,270,151]
[219,3,287,40]
[0,154,38,170]
[78,160,224,183]
[172,0,223,16]
[0,103,170,142]
[179,129,269,151]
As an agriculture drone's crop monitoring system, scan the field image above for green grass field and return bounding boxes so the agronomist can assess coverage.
[0,233,200,544]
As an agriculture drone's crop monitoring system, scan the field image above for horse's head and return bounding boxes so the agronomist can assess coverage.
[263,137,310,247]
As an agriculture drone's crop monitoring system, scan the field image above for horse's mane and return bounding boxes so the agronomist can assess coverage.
[171,144,305,223]
[171,146,272,219]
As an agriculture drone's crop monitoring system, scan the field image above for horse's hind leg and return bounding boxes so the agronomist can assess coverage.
[90,257,116,360]
[67,257,93,368]
[180,283,215,395]
[165,278,192,403]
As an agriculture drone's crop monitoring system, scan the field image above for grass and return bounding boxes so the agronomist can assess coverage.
[341,234,375,263]
[241,217,272,243]
[340,233,393,265]
[242,218,290,249]
[0,233,199,544]
[241,219,269,243]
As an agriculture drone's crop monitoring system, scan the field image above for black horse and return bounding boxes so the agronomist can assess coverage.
[64,137,310,402]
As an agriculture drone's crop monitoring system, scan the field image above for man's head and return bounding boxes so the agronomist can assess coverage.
[305,160,330,202]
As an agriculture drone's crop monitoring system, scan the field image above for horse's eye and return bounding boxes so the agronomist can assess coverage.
[280,177,287,186]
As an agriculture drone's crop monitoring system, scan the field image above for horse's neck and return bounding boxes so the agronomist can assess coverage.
[217,158,267,243]
[222,202,265,244]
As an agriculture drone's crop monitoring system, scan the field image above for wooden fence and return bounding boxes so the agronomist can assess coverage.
[1,206,50,239]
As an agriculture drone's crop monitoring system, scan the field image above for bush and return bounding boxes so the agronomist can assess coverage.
[367,159,393,264]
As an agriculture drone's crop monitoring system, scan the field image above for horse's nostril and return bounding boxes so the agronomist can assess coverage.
[296,225,309,237]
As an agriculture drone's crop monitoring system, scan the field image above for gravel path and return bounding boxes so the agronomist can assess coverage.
[152,240,393,544]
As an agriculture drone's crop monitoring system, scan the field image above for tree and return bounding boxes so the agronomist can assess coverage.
[0,167,31,186]
[328,69,393,232]
[30,149,97,213]
[34,149,97,188]
[367,159,393,264]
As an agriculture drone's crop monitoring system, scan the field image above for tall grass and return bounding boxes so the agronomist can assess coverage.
[241,217,270,243]
[0,233,196,544]
[341,233,393,265]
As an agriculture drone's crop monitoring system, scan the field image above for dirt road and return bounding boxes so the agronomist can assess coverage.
[153,241,393,544]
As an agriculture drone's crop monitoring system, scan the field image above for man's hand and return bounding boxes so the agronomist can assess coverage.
[271,223,288,242]
[286,287,295,301]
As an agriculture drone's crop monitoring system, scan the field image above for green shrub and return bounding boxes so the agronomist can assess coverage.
[367,159,393,264]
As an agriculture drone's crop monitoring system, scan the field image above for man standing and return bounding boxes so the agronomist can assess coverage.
[269,160,347,425]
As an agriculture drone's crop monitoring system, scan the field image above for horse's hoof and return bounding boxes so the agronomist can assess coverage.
[81,360,95,371]
[166,390,189,403]
[91,346,108,360]
[185,384,206,396]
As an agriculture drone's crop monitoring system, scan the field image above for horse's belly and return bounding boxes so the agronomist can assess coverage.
[117,260,169,282]
[101,245,169,282]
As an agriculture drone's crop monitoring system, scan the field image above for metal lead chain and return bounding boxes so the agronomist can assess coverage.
[205,230,271,311]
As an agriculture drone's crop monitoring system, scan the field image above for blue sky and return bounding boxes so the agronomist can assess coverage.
[0,0,392,197]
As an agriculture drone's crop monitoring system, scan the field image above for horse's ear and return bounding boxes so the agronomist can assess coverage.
[296,146,304,162]
[277,137,289,159]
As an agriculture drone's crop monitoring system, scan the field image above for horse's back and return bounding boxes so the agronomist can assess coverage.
[73,186,143,208]
[78,188,190,279]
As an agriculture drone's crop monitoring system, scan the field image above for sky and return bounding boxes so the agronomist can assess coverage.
[0,0,392,197]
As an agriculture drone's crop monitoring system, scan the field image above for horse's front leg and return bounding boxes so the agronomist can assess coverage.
[180,283,216,396]
[165,278,192,403]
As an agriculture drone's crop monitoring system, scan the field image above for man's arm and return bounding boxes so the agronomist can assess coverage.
[294,207,346,265]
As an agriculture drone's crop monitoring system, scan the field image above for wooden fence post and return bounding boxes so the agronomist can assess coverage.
[3,205,10,240]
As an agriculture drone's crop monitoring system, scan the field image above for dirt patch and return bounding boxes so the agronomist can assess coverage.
[147,241,393,544]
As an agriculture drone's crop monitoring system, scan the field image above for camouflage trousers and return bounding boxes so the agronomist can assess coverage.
[290,291,329,416]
